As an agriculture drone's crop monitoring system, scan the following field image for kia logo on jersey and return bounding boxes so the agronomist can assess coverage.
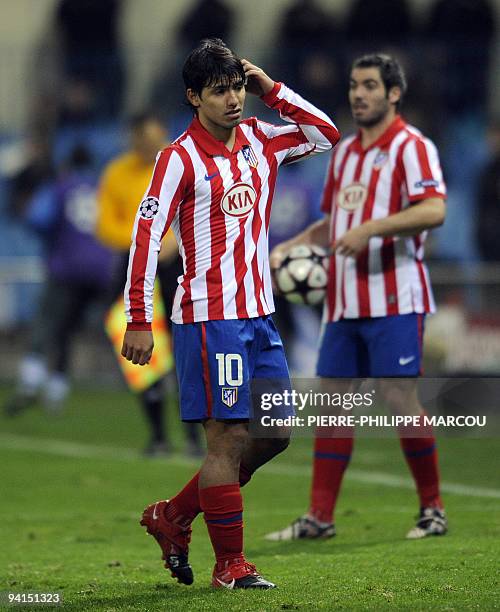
[337,182,368,211]
[221,183,257,218]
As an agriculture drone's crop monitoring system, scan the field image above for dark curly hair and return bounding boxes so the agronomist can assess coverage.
[352,53,407,111]
[182,38,245,111]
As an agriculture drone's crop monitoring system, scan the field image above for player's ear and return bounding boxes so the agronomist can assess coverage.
[388,86,401,106]
[186,88,201,109]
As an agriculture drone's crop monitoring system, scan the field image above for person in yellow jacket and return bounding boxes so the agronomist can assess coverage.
[97,112,202,457]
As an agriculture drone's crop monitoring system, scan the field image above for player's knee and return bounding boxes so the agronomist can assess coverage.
[378,380,417,414]
[206,422,249,460]
[378,383,403,410]
[226,425,250,453]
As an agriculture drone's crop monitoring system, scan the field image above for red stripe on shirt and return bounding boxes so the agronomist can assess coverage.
[268,128,308,159]
[326,142,353,320]
[252,125,280,312]
[406,137,432,312]
[409,138,446,203]
[161,148,191,241]
[128,220,152,322]
[356,161,382,317]
[177,150,196,323]
[248,163,266,316]
[316,122,340,144]
[195,146,226,321]
[252,124,278,231]
[415,139,434,180]
[411,139,433,312]
[262,85,340,147]
[340,150,365,316]
[228,157,249,319]
[381,138,410,316]
[147,150,170,197]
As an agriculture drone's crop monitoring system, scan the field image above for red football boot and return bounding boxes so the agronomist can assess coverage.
[211,557,276,589]
[140,500,193,585]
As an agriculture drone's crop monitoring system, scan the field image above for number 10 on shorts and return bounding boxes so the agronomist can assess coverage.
[215,353,243,386]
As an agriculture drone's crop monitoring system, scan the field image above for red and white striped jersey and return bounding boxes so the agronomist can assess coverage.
[125,82,339,328]
[321,116,446,322]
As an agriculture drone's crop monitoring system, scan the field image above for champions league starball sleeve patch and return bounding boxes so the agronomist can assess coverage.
[139,196,160,220]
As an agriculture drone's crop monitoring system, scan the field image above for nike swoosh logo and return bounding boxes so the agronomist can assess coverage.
[204,172,219,181]
[152,503,160,520]
[215,577,235,589]
[399,356,416,366]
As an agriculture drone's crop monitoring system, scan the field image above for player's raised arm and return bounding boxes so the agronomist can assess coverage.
[242,59,340,163]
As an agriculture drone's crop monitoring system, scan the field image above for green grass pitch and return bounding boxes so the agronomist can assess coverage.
[1,386,499,611]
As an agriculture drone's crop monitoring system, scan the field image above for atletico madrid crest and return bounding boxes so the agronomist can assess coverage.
[222,387,238,408]
[242,145,258,168]
[373,150,388,170]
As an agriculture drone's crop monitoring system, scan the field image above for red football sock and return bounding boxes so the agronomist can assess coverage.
[309,432,354,524]
[400,435,443,509]
[200,482,244,563]
[164,471,201,527]
[165,464,253,527]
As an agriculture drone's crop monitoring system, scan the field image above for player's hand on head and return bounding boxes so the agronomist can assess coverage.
[121,330,154,366]
[241,59,274,97]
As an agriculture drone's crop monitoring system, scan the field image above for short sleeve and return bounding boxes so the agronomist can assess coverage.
[401,137,446,203]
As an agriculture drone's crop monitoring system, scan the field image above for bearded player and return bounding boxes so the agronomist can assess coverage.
[121,38,339,589]
[268,54,448,542]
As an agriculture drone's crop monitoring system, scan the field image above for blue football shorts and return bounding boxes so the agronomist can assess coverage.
[173,315,291,421]
[316,313,425,378]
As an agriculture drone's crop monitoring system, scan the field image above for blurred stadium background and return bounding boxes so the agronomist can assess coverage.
[1,3,499,608]
[0,0,500,385]
[1,0,500,386]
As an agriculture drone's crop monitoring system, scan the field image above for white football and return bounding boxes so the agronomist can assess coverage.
[275,244,329,305]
